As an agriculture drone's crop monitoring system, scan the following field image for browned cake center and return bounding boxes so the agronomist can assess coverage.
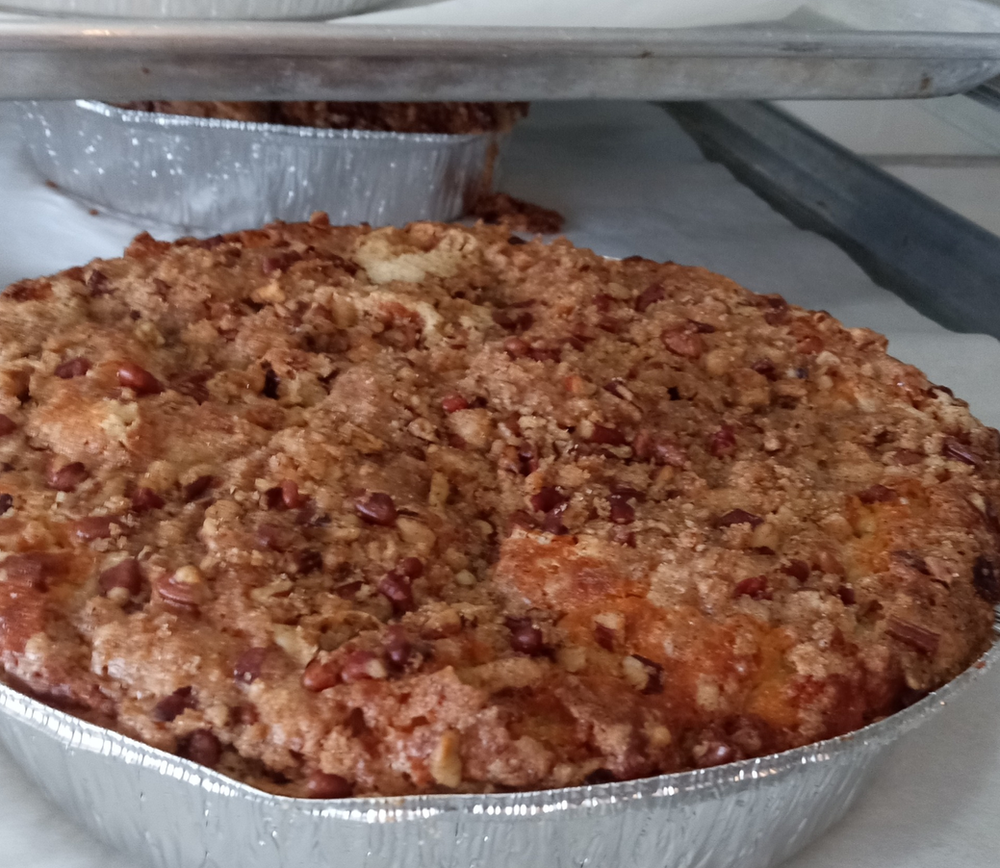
[0,216,995,798]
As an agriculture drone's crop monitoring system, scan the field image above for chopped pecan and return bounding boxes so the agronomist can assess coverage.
[305,772,353,799]
[885,616,940,655]
[506,616,547,656]
[942,438,980,467]
[98,558,143,597]
[55,357,91,379]
[716,509,764,529]
[355,492,397,527]
[152,686,195,722]
[973,555,1000,604]
[178,729,222,768]
[857,484,897,505]
[47,461,88,492]
[733,575,771,600]
[117,361,163,396]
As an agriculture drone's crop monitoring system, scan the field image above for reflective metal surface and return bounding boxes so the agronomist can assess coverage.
[15,100,500,231]
[2,20,1000,101]
[0,0,387,18]
[0,632,995,868]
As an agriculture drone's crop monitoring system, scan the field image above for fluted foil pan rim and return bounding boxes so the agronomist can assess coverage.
[1,624,996,819]
[76,99,490,144]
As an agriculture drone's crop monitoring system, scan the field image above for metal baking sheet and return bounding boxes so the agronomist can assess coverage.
[2,0,1000,101]
[663,99,1000,341]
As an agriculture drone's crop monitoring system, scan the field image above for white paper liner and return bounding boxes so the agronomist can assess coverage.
[15,100,500,232]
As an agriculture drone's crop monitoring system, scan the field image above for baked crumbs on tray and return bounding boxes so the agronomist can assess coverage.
[0,216,995,798]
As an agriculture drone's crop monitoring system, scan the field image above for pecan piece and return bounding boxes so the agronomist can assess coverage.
[661,327,705,360]
[117,361,163,396]
[377,570,415,614]
[70,515,121,541]
[234,647,269,684]
[305,772,353,799]
[152,686,195,722]
[885,617,940,655]
[47,461,88,492]
[709,426,737,458]
[98,558,143,597]
[383,625,414,670]
[716,509,764,529]
[608,493,635,524]
[530,486,567,514]
[182,475,214,502]
[55,357,91,379]
[178,729,222,768]
[635,284,665,313]
[302,658,340,692]
[781,560,811,582]
[341,650,388,683]
[131,487,165,512]
[589,424,628,447]
[355,492,397,527]
[942,437,980,467]
[441,393,469,414]
[2,552,65,591]
[857,484,897,505]
[506,616,547,656]
[733,575,771,600]
[973,555,1000,604]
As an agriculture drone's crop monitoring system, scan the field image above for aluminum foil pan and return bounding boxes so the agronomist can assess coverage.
[0,0,390,19]
[15,100,500,231]
[0,629,996,868]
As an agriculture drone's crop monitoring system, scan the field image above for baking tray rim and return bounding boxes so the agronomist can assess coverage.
[3,22,1000,58]
[2,623,997,819]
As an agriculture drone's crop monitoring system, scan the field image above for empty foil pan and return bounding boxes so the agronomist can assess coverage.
[15,100,501,231]
[0,628,995,868]
[0,0,389,19]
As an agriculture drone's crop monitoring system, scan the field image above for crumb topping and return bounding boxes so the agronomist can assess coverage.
[0,216,995,797]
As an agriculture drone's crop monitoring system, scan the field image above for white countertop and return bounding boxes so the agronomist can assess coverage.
[1,97,999,868]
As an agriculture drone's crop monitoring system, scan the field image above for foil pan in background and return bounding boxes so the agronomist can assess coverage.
[0,633,996,868]
[0,0,390,19]
[15,100,500,232]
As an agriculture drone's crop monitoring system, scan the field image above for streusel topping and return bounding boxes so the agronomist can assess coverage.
[0,216,995,797]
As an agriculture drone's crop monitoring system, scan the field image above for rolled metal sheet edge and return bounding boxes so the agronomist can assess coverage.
[663,99,1000,340]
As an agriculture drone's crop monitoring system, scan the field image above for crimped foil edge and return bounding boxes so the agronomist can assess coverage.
[2,625,996,820]
[78,100,490,145]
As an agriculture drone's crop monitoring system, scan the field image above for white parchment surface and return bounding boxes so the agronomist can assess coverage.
[0,99,998,868]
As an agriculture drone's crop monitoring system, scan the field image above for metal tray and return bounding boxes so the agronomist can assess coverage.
[3,0,1000,101]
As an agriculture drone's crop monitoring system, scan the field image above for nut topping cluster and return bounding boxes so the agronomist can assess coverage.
[0,216,995,798]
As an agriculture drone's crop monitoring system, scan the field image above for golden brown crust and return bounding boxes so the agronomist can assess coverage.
[0,217,995,797]
[115,101,530,135]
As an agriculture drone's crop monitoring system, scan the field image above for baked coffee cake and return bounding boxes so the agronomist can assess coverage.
[0,217,995,798]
